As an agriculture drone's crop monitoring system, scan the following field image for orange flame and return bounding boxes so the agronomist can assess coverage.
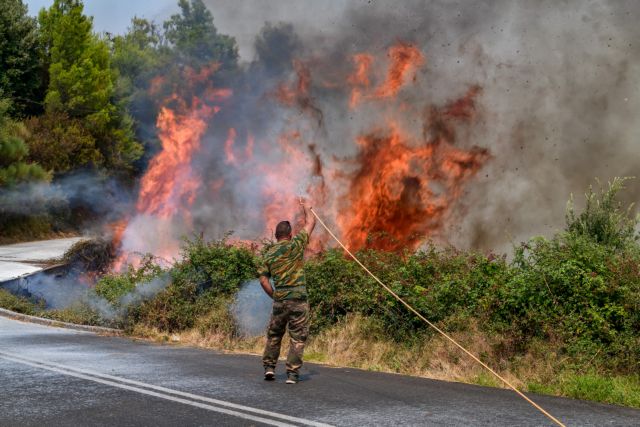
[374,42,424,98]
[337,85,489,251]
[224,128,237,165]
[136,100,215,219]
[113,41,488,269]
[347,53,373,108]
[112,64,232,270]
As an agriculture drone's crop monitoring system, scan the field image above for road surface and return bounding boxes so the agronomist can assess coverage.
[0,317,638,426]
[0,237,82,281]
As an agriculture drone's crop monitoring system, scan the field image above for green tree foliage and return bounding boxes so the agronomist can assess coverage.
[163,0,238,67]
[38,0,142,172]
[111,17,163,91]
[0,0,44,117]
[24,111,101,173]
[0,98,48,186]
[40,0,110,117]
[110,17,166,144]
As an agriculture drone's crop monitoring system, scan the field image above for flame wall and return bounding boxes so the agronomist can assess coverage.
[116,0,640,264]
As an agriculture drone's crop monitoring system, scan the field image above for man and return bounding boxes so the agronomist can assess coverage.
[258,198,316,384]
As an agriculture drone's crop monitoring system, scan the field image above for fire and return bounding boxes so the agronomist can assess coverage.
[337,84,488,251]
[348,53,373,108]
[111,40,489,270]
[374,42,424,98]
[137,99,216,219]
[113,65,231,270]
[224,128,237,165]
[347,43,423,107]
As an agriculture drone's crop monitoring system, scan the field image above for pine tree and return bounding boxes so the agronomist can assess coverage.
[38,0,142,172]
[163,0,238,67]
[0,98,48,186]
[0,0,44,117]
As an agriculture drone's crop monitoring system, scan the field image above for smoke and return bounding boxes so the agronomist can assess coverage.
[0,170,134,233]
[111,0,640,260]
[6,269,171,321]
[231,279,272,336]
[119,273,171,307]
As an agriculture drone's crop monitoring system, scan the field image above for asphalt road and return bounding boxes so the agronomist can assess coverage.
[0,238,82,281]
[0,317,638,426]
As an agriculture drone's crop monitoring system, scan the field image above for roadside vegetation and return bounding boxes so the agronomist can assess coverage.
[3,178,636,408]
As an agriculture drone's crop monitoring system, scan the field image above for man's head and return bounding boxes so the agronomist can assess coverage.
[275,220,292,241]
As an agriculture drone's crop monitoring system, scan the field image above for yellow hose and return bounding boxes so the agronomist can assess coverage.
[309,207,566,427]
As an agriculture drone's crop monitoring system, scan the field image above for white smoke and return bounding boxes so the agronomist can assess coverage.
[231,279,272,336]
[8,270,172,322]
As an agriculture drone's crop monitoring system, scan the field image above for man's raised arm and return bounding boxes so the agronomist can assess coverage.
[300,198,316,236]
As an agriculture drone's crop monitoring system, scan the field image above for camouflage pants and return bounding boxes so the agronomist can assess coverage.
[262,299,310,374]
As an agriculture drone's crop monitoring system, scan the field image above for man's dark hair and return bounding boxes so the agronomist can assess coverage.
[275,221,292,240]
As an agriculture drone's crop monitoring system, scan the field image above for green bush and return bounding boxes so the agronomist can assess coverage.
[123,236,257,332]
[0,289,44,315]
[43,303,103,326]
[95,255,164,305]
[488,179,640,371]
[305,247,508,341]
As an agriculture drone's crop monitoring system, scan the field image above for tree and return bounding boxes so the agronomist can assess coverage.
[0,0,44,117]
[38,0,142,172]
[111,17,163,89]
[163,0,238,67]
[25,112,101,173]
[0,98,48,186]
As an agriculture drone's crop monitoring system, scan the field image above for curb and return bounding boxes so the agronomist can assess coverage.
[0,307,123,335]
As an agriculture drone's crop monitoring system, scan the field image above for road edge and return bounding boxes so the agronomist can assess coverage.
[0,307,123,335]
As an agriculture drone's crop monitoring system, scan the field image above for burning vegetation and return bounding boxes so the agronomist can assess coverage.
[113,39,490,266]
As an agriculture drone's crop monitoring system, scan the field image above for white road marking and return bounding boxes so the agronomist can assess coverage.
[0,350,333,427]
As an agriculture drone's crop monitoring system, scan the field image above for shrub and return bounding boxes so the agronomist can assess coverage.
[491,233,640,371]
[0,289,44,315]
[63,237,116,274]
[566,177,639,250]
[306,247,508,341]
[124,236,257,332]
[95,255,164,305]
[43,303,103,326]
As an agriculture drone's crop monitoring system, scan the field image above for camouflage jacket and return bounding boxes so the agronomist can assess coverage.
[258,230,309,301]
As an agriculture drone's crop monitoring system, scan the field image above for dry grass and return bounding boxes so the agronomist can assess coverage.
[120,310,640,407]
[304,315,527,388]
[130,312,528,389]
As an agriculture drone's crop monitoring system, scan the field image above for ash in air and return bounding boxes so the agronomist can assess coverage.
[114,0,640,264]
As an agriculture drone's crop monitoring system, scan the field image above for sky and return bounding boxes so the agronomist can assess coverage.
[23,0,354,61]
[24,0,177,36]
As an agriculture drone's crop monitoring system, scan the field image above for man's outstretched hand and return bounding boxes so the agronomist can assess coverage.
[298,197,316,236]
